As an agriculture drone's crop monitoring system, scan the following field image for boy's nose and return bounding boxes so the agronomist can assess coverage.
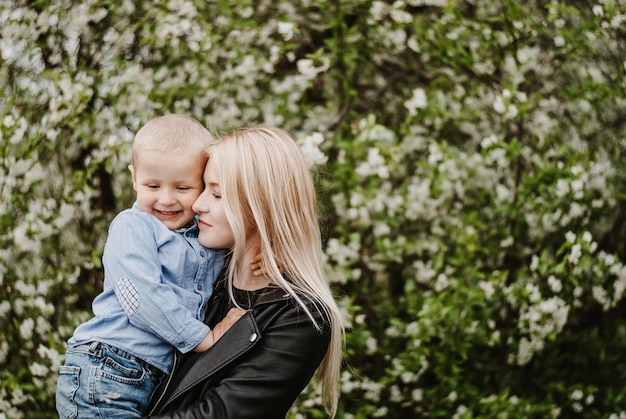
[159,190,177,205]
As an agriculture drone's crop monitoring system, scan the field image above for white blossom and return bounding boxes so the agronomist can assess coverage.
[408,0,448,6]
[548,275,563,293]
[479,281,496,300]
[565,231,577,243]
[592,285,610,310]
[554,35,565,47]
[29,362,48,377]
[493,94,506,114]
[355,148,389,178]
[296,58,329,79]
[404,88,428,116]
[427,143,443,165]
[412,388,423,401]
[568,244,582,265]
[530,255,540,271]
[275,21,294,41]
[299,132,328,167]
[480,134,498,149]
[19,318,35,340]
[390,9,412,24]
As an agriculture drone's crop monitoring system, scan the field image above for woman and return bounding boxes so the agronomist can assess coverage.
[144,126,344,418]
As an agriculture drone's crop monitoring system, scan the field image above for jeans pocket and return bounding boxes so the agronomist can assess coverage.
[93,349,157,415]
[56,365,80,419]
[100,354,144,384]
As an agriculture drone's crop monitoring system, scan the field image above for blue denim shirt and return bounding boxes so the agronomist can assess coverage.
[68,203,225,373]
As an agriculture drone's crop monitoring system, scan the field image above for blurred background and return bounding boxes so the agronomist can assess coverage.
[1,0,626,417]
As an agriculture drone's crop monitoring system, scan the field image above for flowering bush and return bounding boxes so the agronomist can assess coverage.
[1,0,626,417]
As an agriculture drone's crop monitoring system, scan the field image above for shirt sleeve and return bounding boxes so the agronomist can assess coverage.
[103,211,209,353]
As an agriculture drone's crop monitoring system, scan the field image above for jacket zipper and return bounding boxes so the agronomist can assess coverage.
[146,350,179,415]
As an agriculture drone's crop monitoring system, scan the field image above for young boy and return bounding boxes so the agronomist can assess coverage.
[55,114,243,418]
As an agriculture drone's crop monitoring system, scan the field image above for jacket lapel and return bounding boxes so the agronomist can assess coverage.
[162,314,260,406]
[159,286,291,410]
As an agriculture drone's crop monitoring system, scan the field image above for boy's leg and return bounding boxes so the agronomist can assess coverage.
[56,343,100,419]
[56,342,164,418]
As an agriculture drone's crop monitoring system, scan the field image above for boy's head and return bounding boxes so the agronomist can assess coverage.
[128,114,213,230]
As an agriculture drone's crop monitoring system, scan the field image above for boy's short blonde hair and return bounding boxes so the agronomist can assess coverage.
[132,114,214,165]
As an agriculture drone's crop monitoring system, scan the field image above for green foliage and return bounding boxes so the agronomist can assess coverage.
[2,0,626,417]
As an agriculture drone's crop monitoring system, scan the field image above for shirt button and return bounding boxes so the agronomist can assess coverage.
[250,333,258,342]
[197,284,203,290]
[200,251,205,257]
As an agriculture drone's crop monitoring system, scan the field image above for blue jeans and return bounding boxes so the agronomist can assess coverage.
[55,341,165,419]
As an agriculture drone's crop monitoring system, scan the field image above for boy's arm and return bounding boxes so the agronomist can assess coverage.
[103,212,211,353]
[250,249,283,276]
[193,308,246,352]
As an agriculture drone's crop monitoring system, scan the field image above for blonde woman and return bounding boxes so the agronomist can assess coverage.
[145,126,344,418]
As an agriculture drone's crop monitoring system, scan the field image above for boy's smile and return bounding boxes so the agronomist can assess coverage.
[129,149,205,230]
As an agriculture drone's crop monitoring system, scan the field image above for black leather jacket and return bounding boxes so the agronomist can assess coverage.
[144,280,331,418]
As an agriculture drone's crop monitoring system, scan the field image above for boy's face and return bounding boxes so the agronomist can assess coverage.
[129,149,205,230]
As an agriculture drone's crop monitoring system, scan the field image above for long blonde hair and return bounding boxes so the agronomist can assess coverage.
[208,126,344,416]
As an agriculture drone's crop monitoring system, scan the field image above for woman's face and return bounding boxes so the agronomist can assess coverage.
[192,161,235,249]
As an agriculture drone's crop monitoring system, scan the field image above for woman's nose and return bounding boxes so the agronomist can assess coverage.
[192,191,209,213]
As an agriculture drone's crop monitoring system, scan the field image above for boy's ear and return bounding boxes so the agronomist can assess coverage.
[128,164,138,191]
